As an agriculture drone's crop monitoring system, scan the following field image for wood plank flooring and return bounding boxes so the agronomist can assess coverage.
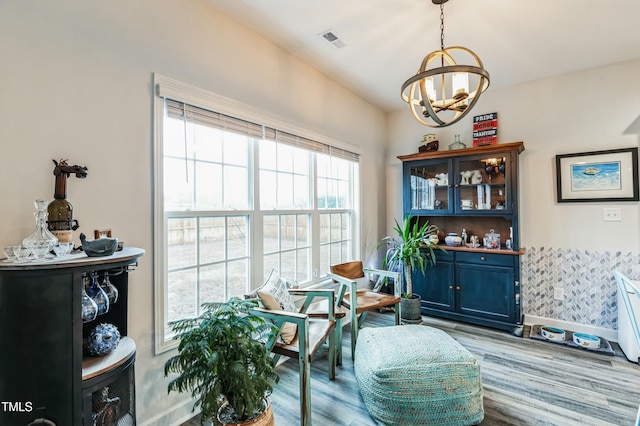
[181,312,640,426]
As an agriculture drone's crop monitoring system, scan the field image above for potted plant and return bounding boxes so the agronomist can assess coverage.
[164,298,279,426]
[380,215,442,323]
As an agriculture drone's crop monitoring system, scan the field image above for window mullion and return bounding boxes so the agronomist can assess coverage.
[251,137,262,291]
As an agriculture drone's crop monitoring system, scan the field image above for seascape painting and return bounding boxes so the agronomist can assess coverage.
[570,161,621,192]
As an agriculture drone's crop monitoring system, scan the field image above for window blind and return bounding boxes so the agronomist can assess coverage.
[163,99,359,162]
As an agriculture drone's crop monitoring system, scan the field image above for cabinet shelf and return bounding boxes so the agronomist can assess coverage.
[400,142,524,333]
[82,336,136,381]
[433,245,525,256]
[398,141,524,161]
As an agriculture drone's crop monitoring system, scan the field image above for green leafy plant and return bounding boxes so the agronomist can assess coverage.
[379,215,442,298]
[164,298,279,423]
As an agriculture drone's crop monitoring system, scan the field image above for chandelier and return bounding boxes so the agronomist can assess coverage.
[401,0,490,128]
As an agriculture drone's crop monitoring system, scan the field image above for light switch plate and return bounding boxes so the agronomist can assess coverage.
[553,287,565,300]
[603,207,622,222]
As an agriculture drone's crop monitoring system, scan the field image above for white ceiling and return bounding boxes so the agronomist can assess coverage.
[205,0,640,112]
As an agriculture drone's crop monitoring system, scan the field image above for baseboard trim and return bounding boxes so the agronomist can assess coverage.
[138,397,197,426]
[524,314,617,342]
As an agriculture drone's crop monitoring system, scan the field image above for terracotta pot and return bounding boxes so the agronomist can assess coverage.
[217,397,275,426]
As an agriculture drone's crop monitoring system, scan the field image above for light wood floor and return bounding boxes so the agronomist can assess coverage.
[181,312,640,426]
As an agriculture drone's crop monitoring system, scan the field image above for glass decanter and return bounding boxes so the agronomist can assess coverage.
[22,199,58,250]
[87,272,109,315]
[81,273,98,323]
[100,271,118,305]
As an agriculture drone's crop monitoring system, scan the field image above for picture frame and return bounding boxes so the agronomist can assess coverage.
[556,147,639,202]
[94,229,112,239]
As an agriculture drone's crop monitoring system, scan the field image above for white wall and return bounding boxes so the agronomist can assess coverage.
[0,1,386,424]
[387,59,640,333]
[387,60,640,252]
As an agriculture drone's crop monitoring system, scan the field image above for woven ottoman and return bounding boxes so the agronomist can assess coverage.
[354,325,484,426]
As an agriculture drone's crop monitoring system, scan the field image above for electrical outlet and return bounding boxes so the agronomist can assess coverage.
[553,287,564,301]
[603,207,622,222]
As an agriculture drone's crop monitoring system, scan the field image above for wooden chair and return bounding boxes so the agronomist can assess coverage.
[328,261,401,360]
[251,289,341,426]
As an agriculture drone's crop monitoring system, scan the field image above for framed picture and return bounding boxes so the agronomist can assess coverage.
[556,147,639,202]
[94,229,112,239]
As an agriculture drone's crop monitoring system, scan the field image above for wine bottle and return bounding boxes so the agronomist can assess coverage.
[47,160,82,243]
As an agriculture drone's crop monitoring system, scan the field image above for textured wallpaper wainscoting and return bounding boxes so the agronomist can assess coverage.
[522,247,640,330]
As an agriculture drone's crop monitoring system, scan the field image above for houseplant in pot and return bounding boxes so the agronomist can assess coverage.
[380,215,442,324]
[164,298,279,426]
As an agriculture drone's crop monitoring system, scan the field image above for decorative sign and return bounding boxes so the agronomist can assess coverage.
[472,113,498,146]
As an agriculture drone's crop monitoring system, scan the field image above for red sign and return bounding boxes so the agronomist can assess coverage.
[473,113,498,146]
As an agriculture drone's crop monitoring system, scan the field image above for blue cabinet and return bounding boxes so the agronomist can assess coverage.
[399,142,524,333]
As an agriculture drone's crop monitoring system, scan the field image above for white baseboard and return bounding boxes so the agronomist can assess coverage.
[524,314,617,342]
[138,398,198,426]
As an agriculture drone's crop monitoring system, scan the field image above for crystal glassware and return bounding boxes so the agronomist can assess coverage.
[3,245,18,261]
[13,245,32,262]
[100,271,119,305]
[52,242,74,258]
[31,240,50,260]
[22,199,58,251]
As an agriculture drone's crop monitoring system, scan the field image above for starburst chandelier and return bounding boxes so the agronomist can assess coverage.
[401,0,490,127]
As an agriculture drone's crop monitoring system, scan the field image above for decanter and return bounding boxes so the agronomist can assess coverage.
[100,271,119,305]
[22,199,58,250]
[87,272,109,315]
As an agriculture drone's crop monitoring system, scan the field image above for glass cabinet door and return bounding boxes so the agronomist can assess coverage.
[405,159,452,214]
[455,153,510,213]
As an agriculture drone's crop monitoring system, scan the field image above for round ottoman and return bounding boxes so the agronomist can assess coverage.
[354,325,484,426]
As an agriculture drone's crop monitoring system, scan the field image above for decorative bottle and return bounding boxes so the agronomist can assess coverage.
[100,271,119,305]
[81,273,98,323]
[23,199,58,250]
[87,272,109,316]
[47,160,83,243]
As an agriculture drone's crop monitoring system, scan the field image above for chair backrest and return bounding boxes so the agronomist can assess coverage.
[331,261,364,279]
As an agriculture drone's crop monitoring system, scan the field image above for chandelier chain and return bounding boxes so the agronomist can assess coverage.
[440,1,445,51]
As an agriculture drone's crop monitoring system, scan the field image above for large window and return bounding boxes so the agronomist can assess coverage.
[153,74,360,352]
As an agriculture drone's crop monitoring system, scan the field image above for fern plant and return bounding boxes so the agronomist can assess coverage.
[164,298,279,423]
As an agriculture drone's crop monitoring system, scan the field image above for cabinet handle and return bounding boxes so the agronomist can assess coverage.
[456,286,461,290]
[480,256,486,261]
[449,285,453,289]
[454,184,459,188]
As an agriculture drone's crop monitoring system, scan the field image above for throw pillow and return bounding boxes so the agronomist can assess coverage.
[257,274,298,344]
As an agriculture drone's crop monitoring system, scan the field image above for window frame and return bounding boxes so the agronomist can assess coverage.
[153,74,361,354]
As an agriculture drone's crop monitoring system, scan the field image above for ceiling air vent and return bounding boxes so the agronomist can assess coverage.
[318,29,347,49]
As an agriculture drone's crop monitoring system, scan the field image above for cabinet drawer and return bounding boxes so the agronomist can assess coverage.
[425,249,454,262]
[456,251,514,267]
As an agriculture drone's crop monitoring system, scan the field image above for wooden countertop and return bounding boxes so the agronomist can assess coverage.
[430,244,525,255]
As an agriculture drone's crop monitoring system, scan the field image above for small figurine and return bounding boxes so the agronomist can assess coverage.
[80,233,119,257]
[419,140,439,152]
